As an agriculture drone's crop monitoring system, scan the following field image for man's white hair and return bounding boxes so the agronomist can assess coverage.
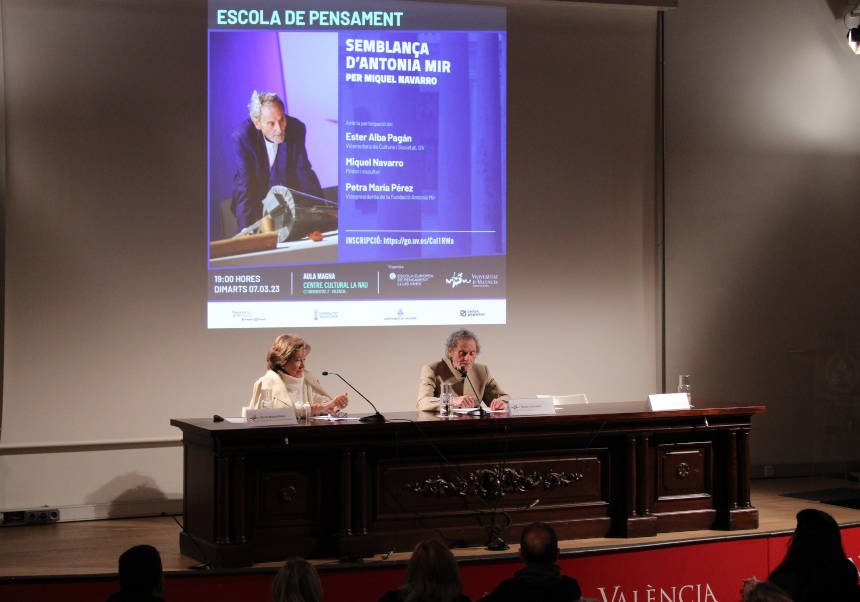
[248,90,284,120]
[445,329,480,355]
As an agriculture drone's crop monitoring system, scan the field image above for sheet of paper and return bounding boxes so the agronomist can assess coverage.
[312,415,361,421]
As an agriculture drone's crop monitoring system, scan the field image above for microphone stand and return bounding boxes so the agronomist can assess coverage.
[459,367,486,416]
[486,510,511,551]
[458,366,509,547]
[322,371,386,423]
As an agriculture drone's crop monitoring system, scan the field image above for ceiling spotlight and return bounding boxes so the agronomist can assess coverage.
[850,27,860,54]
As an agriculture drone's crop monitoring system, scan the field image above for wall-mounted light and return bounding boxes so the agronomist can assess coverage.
[847,2,860,54]
[849,27,860,54]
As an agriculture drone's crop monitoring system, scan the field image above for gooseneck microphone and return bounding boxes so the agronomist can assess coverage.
[458,366,486,415]
[459,364,507,549]
[322,371,386,423]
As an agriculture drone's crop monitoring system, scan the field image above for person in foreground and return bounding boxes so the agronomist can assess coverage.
[106,544,164,602]
[272,558,322,602]
[246,334,348,416]
[762,508,860,602]
[231,91,324,230]
[378,539,470,602]
[417,329,509,412]
[478,522,582,602]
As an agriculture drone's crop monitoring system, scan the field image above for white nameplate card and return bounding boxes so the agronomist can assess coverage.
[508,397,556,416]
[648,393,691,411]
[245,407,298,426]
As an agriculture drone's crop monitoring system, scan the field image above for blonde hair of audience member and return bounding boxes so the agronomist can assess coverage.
[268,334,311,373]
[742,580,793,602]
[401,539,465,602]
[272,558,322,602]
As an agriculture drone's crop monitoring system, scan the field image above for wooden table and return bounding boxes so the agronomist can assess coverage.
[171,401,764,567]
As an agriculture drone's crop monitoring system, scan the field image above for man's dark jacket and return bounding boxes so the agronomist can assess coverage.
[231,116,323,229]
[478,563,582,602]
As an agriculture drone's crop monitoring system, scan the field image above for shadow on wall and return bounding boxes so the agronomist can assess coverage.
[677,151,860,468]
[86,473,169,518]
[788,345,860,468]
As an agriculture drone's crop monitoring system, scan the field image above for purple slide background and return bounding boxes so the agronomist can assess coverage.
[208,29,505,263]
[339,31,506,262]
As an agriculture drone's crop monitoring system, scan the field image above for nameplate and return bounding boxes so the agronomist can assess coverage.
[245,407,297,426]
[508,397,556,416]
[648,393,691,411]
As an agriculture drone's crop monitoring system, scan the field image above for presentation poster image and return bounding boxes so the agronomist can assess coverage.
[207,1,506,328]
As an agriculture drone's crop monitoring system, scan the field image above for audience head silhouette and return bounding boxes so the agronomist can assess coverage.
[272,558,323,602]
[791,508,846,561]
[107,544,164,602]
[406,539,464,602]
[768,508,860,602]
[519,522,559,566]
[477,522,581,602]
[382,538,465,602]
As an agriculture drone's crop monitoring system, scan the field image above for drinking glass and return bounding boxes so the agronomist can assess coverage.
[678,375,691,405]
[260,388,273,409]
[439,382,454,416]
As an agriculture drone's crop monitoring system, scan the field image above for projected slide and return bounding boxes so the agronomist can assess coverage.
[207,0,506,328]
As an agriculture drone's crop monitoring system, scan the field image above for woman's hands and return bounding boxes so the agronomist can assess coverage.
[317,393,349,415]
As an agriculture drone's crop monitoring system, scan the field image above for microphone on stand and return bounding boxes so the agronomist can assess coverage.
[322,371,386,423]
[459,363,508,549]
[458,366,486,416]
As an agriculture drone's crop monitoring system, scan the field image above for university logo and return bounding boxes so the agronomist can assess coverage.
[445,272,471,288]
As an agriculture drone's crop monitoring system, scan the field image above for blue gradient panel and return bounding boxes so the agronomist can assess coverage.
[338,31,506,262]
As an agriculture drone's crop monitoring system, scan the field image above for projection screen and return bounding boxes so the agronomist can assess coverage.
[207,0,507,328]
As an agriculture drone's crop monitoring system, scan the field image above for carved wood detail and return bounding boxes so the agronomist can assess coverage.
[405,464,584,501]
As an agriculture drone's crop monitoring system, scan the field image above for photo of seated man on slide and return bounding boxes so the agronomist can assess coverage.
[231,90,337,241]
[232,90,327,231]
[208,85,338,264]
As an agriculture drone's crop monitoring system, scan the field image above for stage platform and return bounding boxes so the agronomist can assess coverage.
[2,477,859,602]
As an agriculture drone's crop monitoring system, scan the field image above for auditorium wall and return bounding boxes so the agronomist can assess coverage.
[6,0,855,521]
[0,1,659,516]
[663,0,860,475]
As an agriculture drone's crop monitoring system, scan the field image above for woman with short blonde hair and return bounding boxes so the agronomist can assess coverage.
[267,334,311,372]
[246,333,348,417]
